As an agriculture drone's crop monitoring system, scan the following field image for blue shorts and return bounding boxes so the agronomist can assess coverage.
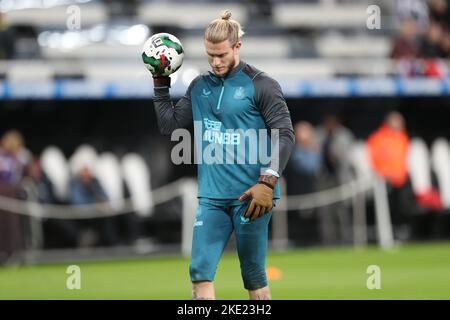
[189,197,273,290]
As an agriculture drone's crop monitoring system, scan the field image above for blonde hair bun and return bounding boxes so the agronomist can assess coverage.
[205,10,245,45]
[221,10,232,20]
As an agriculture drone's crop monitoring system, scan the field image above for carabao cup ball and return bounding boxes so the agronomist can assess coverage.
[142,33,184,77]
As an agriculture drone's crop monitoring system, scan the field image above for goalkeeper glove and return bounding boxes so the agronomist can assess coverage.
[142,55,171,88]
[153,76,171,88]
[238,175,278,221]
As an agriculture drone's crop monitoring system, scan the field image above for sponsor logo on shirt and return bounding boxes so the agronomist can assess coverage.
[203,118,240,145]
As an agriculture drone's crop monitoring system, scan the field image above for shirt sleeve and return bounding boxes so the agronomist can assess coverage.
[152,77,199,136]
[253,73,295,177]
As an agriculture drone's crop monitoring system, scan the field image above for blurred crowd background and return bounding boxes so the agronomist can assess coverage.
[1,0,450,265]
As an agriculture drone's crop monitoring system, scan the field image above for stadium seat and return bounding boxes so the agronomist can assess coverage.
[137,3,247,28]
[69,144,98,176]
[94,152,125,211]
[41,42,144,60]
[182,36,290,59]
[84,63,146,81]
[431,138,450,209]
[121,153,154,217]
[272,3,369,28]
[349,141,373,179]
[7,62,53,82]
[316,35,391,58]
[408,138,432,195]
[4,3,108,27]
[40,146,70,202]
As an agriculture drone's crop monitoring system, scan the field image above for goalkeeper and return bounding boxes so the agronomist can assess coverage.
[149,10,294,300]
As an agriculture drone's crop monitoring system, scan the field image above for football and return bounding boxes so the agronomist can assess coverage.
[142,33,184,77]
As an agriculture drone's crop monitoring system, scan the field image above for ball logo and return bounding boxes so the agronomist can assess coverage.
[152,36,164,48]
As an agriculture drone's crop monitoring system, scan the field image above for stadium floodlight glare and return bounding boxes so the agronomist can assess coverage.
[118,24,149,46]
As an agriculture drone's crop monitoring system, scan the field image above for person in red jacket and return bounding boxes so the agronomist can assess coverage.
[367,112,414,239]
[367,111,410,188]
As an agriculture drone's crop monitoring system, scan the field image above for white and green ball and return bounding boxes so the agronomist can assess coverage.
[142,33,184,76]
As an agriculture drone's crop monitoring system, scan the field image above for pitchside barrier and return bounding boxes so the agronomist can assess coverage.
[0,172,395,262]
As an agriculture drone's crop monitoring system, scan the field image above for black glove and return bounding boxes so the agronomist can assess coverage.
[153,76,171,88]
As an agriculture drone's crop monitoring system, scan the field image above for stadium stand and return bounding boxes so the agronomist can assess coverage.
[0,0,450,264]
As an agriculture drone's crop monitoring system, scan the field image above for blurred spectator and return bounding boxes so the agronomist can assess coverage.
[367,112,410,188]
[440,27,450,57]
[69,166,120,247]
[316,114,355,186]
[428,0,449,29]
[367,112,417,238]
[285,121,321,246]
[396,0,429,34]
[391,18,420,60]
[419,20,448,77]
[19,157,83,249]
[0,130,32,187]
[20,157,55,204]
[0,130,31,264]
[315,114,355,245]
[286,121,321,196]
[0,12,14,59]
[70,166,109,210]
[421,58,447,78]
[19,157,59,250]
[419,20,445,58]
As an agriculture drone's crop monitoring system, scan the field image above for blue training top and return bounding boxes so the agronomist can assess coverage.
[153,61,294,200]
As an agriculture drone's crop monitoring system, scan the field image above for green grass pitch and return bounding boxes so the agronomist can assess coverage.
[1,242,449,299]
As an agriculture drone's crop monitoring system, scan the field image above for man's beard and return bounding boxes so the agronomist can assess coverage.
[214,57,235,78]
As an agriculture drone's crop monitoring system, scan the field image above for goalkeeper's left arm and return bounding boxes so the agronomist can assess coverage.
[239,73,295,220]
[254,72,295,180]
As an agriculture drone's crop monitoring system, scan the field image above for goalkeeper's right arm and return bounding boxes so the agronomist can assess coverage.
[152,76,194,136]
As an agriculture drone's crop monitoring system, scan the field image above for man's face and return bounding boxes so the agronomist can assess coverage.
[386,112,405,131]
[79,166,93,184]
[204,39,240,77]
[29,160,42,180]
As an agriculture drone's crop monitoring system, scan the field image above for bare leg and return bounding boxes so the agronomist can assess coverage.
[248,285,271,300]
[192,281,215,300]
